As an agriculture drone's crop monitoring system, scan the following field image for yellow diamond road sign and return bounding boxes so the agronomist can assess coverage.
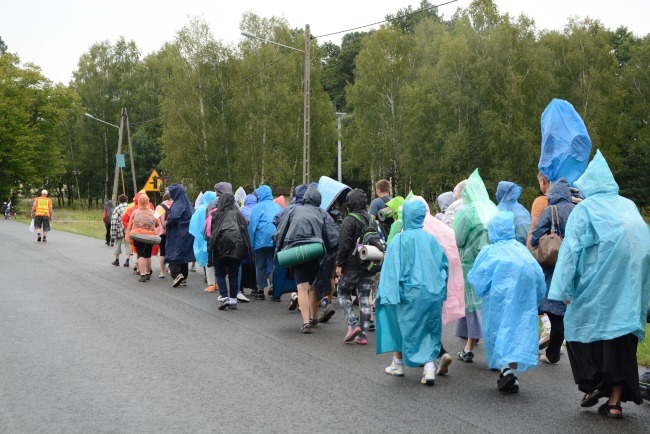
[144,170,162,192]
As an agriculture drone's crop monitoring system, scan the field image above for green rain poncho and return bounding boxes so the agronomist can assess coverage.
[548,150,650,343]
[375,200,449,367]
[453,169,498,313]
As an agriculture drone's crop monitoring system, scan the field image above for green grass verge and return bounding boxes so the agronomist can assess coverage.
[638,325,650,366]
[16,206,105,240]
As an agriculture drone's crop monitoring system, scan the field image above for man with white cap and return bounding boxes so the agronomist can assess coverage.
[31,189,53,242]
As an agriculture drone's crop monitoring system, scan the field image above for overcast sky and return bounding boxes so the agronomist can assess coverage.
[2,0,648,84]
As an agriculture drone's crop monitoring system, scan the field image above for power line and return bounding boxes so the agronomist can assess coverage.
[315,0,459,39]
[132,0,458,127]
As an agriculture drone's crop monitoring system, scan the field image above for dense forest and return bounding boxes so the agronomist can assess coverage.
[0,0,648,211]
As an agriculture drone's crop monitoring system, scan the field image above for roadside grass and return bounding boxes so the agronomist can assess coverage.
[15,202,105,240]
[11,202,650,366]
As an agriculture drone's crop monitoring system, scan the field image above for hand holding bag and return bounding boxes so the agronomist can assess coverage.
[531,205,563,268]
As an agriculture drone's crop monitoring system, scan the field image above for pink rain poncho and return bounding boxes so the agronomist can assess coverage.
[412,196,465,324]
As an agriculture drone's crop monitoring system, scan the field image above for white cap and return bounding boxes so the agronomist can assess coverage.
[42,189,48,195]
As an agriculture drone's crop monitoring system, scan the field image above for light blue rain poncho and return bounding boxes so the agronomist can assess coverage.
[496,181,531,245]
[468,211,546,372]
[548,150,650,343]
[376,200,449,367]
[539,99,592,185]
[188,191,216,267]
[454,169,498,313]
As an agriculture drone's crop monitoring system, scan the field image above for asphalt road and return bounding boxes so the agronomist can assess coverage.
[0,220,647,433]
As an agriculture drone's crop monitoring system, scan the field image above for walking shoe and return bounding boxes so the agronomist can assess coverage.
[317,304,335,323]
[111,259,120,266]
[158,272,165,278]
[172,275,184,287]
[288,294,299,311]
[229,303,237,310]
[236,292,250,302]
[540,354,558,365]
[385,361,404,377]
[343,325,362,343]
[368,320,375,332]
[539,328,551,350]
[309,318,318,327]
[42,237,47,243]
[436,353,453,375]
[300,323,312,334]
[204,284,217,293]
[421,367,436,386]
[255,292,265,301]
[250,288,258,297]
[354,335,368,345]
[37,235,42,242]
[123,259,130,267]
[218,299,231,310]
[458,350,474,363]
[498,371,517,392]
[190,265,196,272]
[266,286,274,295]
[138,274,147,282]
[179,279,187,287]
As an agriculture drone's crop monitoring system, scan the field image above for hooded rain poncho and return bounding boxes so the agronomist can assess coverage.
[165,184,196,264]
[376,200,449,367]
[468,211,546,372]
[496,181,531,245]
[248,185,282,250]
[189,191,216,267]
[411,196,465,324]
[548,150,650,343]
[453,169,498,313]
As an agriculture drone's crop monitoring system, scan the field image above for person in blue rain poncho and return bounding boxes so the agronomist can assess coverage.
[548,150,650,418]
[453,169,498,363]
[189,191,216,269]
[468,211,545,393]
[495,181,531,245]
[248,185,283,300]
[376,200,449,386]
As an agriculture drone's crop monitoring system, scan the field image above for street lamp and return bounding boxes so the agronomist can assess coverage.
[241,25,311,184]
[84,109,137,201]
[335,112,346,183]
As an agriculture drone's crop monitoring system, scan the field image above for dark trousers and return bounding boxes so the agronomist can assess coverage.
[546,312,565,363]
[105,223,111,244]
[170,263,189,280]
[214,257,241,299]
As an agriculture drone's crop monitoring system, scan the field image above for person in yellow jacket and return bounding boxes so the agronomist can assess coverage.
[31,189,53,242]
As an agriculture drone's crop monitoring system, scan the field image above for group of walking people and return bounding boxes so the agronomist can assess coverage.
[102,148,648,418]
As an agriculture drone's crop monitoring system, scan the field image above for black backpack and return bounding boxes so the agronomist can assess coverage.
[349,212,386,274]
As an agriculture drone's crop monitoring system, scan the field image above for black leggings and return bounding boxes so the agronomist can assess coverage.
[545,312,565,363]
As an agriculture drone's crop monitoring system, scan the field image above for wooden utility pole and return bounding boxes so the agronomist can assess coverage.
[124,108,137,195]
[303,24,311,185]
[111,114,125,202]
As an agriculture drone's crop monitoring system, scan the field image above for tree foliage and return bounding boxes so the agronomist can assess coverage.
[2,0,648,211]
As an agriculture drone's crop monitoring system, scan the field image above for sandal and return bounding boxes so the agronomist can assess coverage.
[309,318,318,327]
[581,390,605,407]
[300,323,312,334]
[598,401,623,419]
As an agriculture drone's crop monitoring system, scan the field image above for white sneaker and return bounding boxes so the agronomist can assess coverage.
[385,361,404,377]
[421,367,435,385]
[436,353,453,375]
[237,292,250,303]
[540,354,558,365]
[539,328,551,350]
